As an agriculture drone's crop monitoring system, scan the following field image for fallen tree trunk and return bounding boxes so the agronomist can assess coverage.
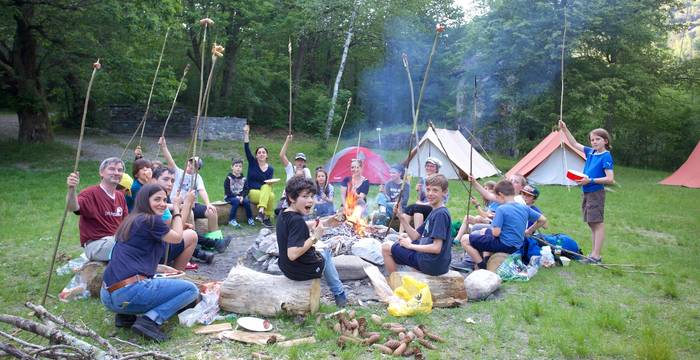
[219,265,320,316]
[388,271,467,308]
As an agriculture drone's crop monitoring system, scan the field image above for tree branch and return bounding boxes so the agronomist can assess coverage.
[0,330,42,349]
[0,342,33,360]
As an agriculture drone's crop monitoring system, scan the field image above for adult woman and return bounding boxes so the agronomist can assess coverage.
[243,124,275,227]
[100,184,199,342]
[340,159,369,215]
[313,167,335,217]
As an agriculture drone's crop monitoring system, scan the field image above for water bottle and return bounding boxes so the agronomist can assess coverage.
[540,246,555,268]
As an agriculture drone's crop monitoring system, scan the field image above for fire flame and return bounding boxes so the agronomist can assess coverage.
[344,192,367,236]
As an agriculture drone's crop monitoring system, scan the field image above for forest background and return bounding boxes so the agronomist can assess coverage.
[1,0,699,170]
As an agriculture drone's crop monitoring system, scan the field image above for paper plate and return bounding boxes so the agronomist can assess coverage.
[566,169,585,181]
[237,317,273,332]
[264,178,281,184]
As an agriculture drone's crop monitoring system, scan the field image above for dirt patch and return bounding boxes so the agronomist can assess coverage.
[622,225,678,245]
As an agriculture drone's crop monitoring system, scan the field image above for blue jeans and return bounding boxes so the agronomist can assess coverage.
[320,248,344,296]
[100,278,199,325]
[226,196,253,221]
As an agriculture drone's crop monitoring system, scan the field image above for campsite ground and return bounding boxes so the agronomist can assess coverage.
[0,124,699,359]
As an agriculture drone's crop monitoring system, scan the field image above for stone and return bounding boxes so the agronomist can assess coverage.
[351,238,384,265]
[464,269,501,301]
[332,255,370,281]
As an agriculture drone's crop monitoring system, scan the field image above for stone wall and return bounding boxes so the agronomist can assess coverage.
[108,105,246,141]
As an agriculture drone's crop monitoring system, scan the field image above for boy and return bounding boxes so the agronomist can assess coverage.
[374,165,409,225]
[461,180,547,270]
[276,176,347,307]
[382,174,452,276]
[224,159,254,227]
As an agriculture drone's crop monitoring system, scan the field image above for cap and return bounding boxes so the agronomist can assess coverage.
[294,153,307,161]
[522,185,540,198]
[425,157,442,168]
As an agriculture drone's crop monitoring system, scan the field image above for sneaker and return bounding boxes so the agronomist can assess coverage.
[115,313,136,328]
[131,316,168,342]
[262,217,274,228]
[450,258,475,272]
[247,218,255,226]
[334,292,348,308]
[255,210,265,223]
[193,249,215,264]
[579,256,602,265]
[214,236,232,253]
[228,219,240,228]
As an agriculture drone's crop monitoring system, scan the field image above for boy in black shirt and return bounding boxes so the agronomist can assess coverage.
[382,174,452,276]
[224,159,254,227]
[276,176,347,307]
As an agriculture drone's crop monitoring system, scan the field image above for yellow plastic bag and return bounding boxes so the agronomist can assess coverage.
[387,275,433,317]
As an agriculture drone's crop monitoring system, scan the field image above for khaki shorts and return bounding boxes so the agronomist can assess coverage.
[582,190,605,223]
[84,236,116,262]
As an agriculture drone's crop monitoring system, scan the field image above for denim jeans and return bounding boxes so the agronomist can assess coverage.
[100,278,199,325]
[226,196,253,221]
[320,248,344,296]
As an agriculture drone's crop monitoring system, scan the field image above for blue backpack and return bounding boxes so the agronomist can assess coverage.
[531,233,583,260]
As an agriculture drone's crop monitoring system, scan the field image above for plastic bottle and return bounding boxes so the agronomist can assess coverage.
[540,246,555,268]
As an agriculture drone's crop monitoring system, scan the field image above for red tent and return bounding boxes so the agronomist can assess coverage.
[506,130,586,185]
[325,146,391,185]
[659,141,700,189]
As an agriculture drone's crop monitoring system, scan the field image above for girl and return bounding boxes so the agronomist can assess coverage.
[559,120,614,264]
[313,167,335,217]
[126,158,153,211]
[243,124,275,227]
[340,159,369,214]
[100,184,199,342]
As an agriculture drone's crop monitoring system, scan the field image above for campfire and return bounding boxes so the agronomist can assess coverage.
[343,192,368,237]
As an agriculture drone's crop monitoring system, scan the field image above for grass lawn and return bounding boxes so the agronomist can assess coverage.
[0,131,698,359]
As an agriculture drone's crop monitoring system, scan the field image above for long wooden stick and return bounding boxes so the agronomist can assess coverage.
[288,37,293,134]
[558,5,570,188]
[401,53,420,179]
[42,60,100,306]
[331,98,352,161]
[138,28,170,149]
[428,121,470,193]
[466,76,476,218]
[155,64,190,159]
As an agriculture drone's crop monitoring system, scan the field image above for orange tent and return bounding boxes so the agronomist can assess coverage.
[659,141,700,189]
[506,130,585,185]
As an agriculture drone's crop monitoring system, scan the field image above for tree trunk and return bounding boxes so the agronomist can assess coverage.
[323,7,357,142]
[12,4,52,143]
[217,9,243,111]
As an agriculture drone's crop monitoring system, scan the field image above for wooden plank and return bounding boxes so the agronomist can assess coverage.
[194,322,233,335]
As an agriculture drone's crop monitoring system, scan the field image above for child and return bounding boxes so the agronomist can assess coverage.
[381,174,453,276]
[313,167,335,217]
[126,158,153,212]
[375,165,408,225]
[559,120,614,264]
[224,159,254,227]
[460,180,547,270]
[276,176,347,307]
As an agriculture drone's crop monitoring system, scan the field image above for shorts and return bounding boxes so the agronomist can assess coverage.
[161,241,185,264]
[84,236,116,262]
[582,190,605,223]
[390,242,420,269]
[468,229,518,254]
[192,203,208,219]
[404,204,432,218]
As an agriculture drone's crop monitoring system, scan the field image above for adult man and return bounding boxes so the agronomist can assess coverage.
[159,137,228,252]
[66,157,128,261]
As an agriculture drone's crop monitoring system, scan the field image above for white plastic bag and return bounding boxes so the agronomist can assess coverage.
[56,253,89,276]
[178,282,221,327]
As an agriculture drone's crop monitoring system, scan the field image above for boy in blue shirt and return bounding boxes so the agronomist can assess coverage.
[461,180,547,270]
[382,174,452,276]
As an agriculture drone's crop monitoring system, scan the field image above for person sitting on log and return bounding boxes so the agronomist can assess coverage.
[276,176,347,307]
[459,180,547,270]
[401,157,448,230]
[223,158,254,227]
[152,166,214,267]
[66,157,128,262]
[313,167,335,217]
[374,165,408,225]
[280,134,312,180]
[125,158,153,212]
[158,136,229,252]
[243,124,276,227]
[382,174,453,276]
[100,184,199,342]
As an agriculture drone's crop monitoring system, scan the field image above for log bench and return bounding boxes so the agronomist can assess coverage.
[219,265,320,316]
[388,270,467,308]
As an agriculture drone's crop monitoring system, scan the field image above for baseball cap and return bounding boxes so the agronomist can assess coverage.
[522,185,540,198]
[425,157,442,168]
[294,153,307,161]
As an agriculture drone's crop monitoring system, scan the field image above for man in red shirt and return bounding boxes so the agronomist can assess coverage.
[66,157,128,261]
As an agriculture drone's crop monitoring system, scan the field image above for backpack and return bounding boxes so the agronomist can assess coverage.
[531,233,583,260]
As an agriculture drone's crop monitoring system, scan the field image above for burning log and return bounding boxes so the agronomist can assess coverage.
[219,265,320,316]
[388,271,467,308]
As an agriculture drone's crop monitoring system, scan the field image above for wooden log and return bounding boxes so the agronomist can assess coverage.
[217,330,285,345]
[219,265,320,316]
[388,271,467,308]
[486,252,509,272]
[211,201,232,225]
[194,323,232,335]
[81,261,106,297]
[276,336,316,347]
[194,218,208,235]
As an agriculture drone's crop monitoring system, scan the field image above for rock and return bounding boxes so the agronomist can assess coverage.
[464,269,501,301]
[351,238,384,265]
[266,258,282,274]
[332,255,370,281]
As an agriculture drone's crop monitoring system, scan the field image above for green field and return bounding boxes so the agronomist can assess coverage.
[1,132,698,359]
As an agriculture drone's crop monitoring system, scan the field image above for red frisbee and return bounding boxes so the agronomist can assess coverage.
[566,169,585,181]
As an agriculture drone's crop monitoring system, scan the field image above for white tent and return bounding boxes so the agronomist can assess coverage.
[406,128,500,179]
[506,130,586,186]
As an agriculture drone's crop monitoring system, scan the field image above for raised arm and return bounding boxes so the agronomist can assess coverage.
[280,134,292,167]
[159,137,177,169]
[468,175,498,202]
[66,172,80,212]
[558,120,584,153]
[526,214,548,236]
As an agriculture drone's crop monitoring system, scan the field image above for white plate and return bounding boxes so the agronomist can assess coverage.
[237,317,273,332]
